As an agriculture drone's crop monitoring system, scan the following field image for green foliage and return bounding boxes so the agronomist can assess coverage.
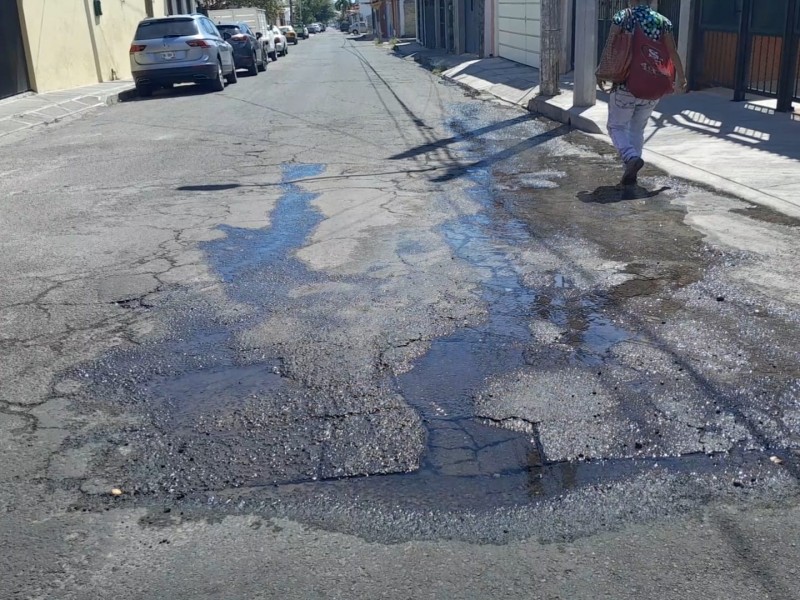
[334,0,352,19]
[299,0,336,24]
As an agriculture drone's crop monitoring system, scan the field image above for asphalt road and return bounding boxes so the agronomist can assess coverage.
[2,31,800,599]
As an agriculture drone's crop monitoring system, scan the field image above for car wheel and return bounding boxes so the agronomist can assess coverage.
[257,57,266,72]
[136,83,153,97]
[225,63,238,84]
[293,39,298,45]
[208,60,225,92]
[281,46,287,56]
[247,53,259,76]
[270,50,278,61]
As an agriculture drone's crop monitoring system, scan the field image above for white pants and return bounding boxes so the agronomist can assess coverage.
[607,89,658,164]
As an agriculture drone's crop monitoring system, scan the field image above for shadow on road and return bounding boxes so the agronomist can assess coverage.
[431,124,570,183]
[578,184,671,204]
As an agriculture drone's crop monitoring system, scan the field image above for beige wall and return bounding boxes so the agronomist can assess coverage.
[94,0,167,82]
[18,0,166,92]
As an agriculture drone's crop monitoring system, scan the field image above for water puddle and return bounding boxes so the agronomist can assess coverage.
[203,163,326,306]
[338,165,642,506]
[68,139,646,508]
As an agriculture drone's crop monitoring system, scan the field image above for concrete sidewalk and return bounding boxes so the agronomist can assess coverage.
[395,42,800,218]
[0,81,135,140]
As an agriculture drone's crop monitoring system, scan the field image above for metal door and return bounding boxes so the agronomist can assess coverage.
[657,0,681,38]
[0,1,31,100]
[597,0,627,61]
[464,0,480,54]
[598,1,681,62]
[694,0,799,110]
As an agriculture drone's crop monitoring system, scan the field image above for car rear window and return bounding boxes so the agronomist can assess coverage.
[135,18,198,39]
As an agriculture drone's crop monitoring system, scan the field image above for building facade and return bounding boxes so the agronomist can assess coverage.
[418,0,799,112]
[2,0,169,99]
[372,0,416,39]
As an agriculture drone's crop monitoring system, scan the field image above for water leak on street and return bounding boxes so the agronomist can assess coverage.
[60,105,795,520]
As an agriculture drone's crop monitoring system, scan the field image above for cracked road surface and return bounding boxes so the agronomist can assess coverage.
[2,33,800,599]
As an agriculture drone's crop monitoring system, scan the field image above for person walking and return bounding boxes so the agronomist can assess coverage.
[599,1,687,185]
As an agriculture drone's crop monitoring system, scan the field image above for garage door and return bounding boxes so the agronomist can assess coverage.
[0,0,30,100]
[497,0,541,68]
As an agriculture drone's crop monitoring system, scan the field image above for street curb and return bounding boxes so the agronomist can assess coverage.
[527,96,603,134]
[111,88,139,104]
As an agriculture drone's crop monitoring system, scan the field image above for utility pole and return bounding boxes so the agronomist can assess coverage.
[540,0,561,96]
[573,0,597,106]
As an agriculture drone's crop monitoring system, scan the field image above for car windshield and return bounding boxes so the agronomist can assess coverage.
[280,27,291,32]
[135,18,198,40]
[217,25,243,35]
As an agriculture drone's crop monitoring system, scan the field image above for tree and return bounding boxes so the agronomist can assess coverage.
[334,0,352,20]
[299,0,335,23]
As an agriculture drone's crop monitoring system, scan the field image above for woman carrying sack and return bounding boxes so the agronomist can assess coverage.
[596,1,688,186]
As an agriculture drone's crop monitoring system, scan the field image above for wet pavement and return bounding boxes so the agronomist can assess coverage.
[57,98,800,528]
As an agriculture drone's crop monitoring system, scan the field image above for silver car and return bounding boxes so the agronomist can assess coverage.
[130,14,237,97]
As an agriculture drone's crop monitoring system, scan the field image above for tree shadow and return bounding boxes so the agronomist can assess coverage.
[578,184,671,204]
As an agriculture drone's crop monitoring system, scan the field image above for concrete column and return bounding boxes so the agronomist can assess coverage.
[541,0,561,95]
[483,0,495,56]
[434,0,441,48]
[452,0,463,53]
[560,0,573,74]
[169,0,178,15]
[573,0,597,107]
[677,0,692,70]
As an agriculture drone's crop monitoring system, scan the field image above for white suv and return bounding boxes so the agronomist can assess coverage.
[266,24,288,60]
[349,21,369,35]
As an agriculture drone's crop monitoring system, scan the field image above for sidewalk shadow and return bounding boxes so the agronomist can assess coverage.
[578,184,670,204]
[445,58,539,92]
[647,89,800,163]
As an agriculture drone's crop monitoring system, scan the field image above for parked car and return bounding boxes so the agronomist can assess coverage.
[319,23,327,32]
[280,25,298,45]
[349,21,369,35]
[266,24,288,59]
[308,23,320,34]
[129,14,236,97]
[294,24,309,39]
[216,22,266,75]
[339,21,350,32]
[256,30,276,61]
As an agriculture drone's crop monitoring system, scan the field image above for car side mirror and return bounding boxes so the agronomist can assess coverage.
[256,32,262,39]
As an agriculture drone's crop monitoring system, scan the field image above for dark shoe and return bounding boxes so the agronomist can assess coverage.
[621,157,644,185]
